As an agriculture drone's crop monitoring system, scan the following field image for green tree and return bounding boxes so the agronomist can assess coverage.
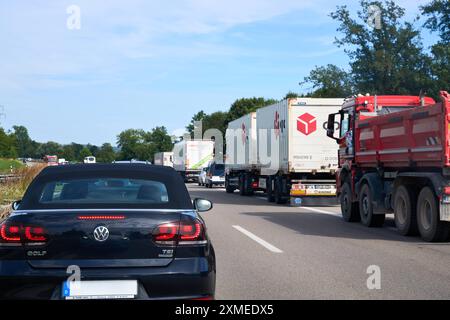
[117,129,150,161]
[421,0,450,98]
[330,0,432,96]
[37,141,62,158]
[226,97,277,123]
[60,144,76,161]
[12,125,34,158]
[79,147,92,160]
[186,111,207,135]
[0,128,18,158]
[303,64,353,98]
[283,92,300,99]
[148,126,173,159]
[96,143,116,163]
[202,111,229,135]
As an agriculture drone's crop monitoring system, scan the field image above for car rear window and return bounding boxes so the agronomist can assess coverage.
[19,165,194,210]
[211,164,225,175]
[39,178,169,205]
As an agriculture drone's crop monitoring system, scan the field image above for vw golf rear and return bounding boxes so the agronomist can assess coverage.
[0,164,216,300]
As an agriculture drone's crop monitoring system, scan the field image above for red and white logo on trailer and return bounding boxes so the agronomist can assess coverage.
[297,113,316,135]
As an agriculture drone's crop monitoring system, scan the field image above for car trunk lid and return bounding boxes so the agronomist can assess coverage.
[20,210,182,269]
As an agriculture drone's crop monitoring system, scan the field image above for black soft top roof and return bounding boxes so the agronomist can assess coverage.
[20,164,193,210]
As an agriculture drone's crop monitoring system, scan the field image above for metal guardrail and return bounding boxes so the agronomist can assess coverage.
[0,174,20,183]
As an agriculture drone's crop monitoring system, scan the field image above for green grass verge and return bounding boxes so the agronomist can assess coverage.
[0,159,24,173]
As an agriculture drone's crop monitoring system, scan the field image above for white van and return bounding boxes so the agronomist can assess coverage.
[84,156,96,164]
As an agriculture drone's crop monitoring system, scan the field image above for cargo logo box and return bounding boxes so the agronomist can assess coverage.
[297,113,316,135]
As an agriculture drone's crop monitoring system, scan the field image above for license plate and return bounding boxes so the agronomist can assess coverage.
[290,184,336,196]
[62,280,138,300]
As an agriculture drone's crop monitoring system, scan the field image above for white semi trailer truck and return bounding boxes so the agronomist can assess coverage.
[225,98,343,205]
[154,152,174,167]
[173,140,214,182]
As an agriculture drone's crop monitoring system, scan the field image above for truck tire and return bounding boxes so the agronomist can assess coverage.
[274,176,288,205]
[393,185,418,236]
[225,177,235,193]
[239,174,247,196]
[340,182,360,222]
[359,183,385,227]
[417,187,449,242]
[245,173,254,196]
[266,176,275,202]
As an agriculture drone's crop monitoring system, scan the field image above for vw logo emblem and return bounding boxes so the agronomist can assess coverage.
[93,226,110,242]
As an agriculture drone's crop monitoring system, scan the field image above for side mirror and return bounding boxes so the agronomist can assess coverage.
[12,200,21,211]
[194,198,213,212]
[326,113,340,142]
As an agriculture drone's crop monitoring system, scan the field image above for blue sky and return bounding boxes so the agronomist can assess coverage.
[0,0,436,145]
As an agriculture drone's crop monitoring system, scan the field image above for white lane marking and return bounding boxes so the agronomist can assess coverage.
[232,225,283,253]
[300,207,341,217]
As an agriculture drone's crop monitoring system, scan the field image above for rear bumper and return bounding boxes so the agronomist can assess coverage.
[208,181,225,185]
[0,257,215,300]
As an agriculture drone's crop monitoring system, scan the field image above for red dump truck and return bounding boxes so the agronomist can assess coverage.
[326,91,450,242]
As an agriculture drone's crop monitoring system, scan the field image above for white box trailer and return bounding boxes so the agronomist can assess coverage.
[225,112,258,171]
[154,152,174,167]
[173,140,214,182]
[225,97,343,205]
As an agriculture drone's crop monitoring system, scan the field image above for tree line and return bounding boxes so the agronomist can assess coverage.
[186,0,449,134]
[0,125,174,163]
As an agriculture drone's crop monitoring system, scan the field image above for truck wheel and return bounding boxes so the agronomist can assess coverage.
[274,176,288,205]
[225,177,235,193]
[266,177,275,202]
[245,173,254,196]
[393,185,418,236]
[340,182,360,222]
[359,184,385,227]
[239,174,247,196]
[417,187,449,242]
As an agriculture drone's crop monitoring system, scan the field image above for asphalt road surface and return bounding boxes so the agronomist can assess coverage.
[187,184,450,300]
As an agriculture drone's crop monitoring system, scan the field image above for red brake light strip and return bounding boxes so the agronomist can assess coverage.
[78,215,126,220]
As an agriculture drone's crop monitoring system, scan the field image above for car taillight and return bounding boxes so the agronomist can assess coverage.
[153,223,179,246]
[152,218,206,246]
[180,222,202,241]
[25,227,47,242]
[179,218,206,244]
[0,224,21,243]
[0,223,48,245]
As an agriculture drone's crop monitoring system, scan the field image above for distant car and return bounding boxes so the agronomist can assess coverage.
[198,167,208,186]
[1,164,216,300]
[84,156,96,164]
[205,162,225,188]
[113,159,151,164]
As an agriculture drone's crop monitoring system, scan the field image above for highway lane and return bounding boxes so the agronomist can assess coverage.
[187,184,450,300]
